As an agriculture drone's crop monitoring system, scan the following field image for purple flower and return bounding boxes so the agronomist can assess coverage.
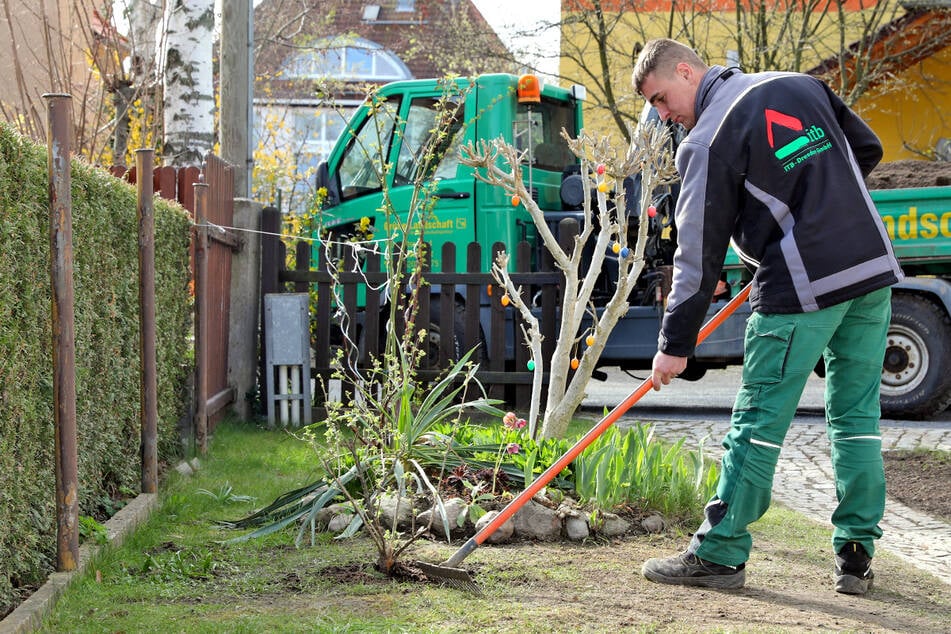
[503,412,518,429]
[506,443,521,454]
[515,418,527,429]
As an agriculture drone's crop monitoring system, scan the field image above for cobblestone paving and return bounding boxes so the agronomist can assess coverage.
[642,418,951,586]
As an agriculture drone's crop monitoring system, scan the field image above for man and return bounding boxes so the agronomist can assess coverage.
[632,39,903,594]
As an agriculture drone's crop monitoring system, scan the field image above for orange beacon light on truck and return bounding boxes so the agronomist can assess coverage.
[517,74,541,104]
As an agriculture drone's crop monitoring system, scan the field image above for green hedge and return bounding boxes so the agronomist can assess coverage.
[0,123,192,613]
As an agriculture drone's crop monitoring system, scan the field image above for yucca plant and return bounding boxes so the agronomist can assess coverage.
[220,345,504,575]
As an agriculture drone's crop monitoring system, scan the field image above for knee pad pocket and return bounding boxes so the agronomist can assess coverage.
[742,318,794,386]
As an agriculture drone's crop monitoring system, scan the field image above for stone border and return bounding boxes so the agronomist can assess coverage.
[0,493,157,634]
[0,459,205,633]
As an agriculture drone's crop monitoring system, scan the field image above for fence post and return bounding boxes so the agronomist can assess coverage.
[465,242,482,360]
[258,207,281,415]
[312,243,331,416]
[229,199,263,421]
[136,149,159,492]
[515,241,532,405]
[194,179,210,453]
[44,92,79,572]
[540,247,557,362]
[294,241,311,294]
[363,248,382,363]
[341,245,358,398]
[416,242,431,365]
[440,242,456,364]
[489,242,506,401]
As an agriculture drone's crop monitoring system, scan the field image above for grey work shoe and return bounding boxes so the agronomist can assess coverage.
[835,541,874,595]
[641,551,746,589]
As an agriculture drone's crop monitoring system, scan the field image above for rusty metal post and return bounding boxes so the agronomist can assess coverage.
[44,93,78,572]
[194,179,210,453]
[136,149,159,492]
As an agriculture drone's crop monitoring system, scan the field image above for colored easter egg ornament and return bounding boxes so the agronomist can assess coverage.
[598,182,609,193]
[596,164,606,175]
[511,195,520,206]
[585,334,595,347]
[527,359,535,371]
[620,247,630,258]
[486,284,493,296]
[647,205,657,218]
[501,294,510,306]
[612,242,621,254]
[570,358,580,370]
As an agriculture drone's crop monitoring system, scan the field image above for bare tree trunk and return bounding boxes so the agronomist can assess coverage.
[160,0,215,167]
[111,82,134,164]
[118,0,163,84]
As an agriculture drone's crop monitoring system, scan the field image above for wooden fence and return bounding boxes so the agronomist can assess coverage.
[260,208,582,414]
[112,154,239,451]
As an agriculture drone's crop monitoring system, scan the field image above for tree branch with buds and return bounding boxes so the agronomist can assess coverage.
[459,122,677,438]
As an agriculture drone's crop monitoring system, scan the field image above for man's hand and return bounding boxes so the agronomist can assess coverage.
[651,351,688,391]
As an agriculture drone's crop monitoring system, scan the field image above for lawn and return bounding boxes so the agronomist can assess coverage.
[36,420,951,633]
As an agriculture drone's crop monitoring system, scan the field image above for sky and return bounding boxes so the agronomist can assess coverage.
[471,0,561,78]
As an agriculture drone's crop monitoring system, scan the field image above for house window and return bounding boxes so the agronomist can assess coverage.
[253,103,358,212]
[281,36,412,82]
[395,0,415,11]
[293,108,350,165]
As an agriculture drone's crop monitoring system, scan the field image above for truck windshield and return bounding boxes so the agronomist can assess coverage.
[514,97,577,171]
[393,96,465,186]
[338,97,401,201]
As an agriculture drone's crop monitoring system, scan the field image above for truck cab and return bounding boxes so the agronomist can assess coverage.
[315,74,583,273]
[312,74,951,419]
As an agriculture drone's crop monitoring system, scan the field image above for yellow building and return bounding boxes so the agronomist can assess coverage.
[0,1,127,161]
[810,5,951,160]
[559,0,950,160]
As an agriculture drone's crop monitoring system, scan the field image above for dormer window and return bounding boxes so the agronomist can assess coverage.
[362,5,380,21]
[281,36,412,81]
[395,0,414,11]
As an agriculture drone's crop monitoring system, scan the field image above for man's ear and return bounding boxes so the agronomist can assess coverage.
[676,62,691,81]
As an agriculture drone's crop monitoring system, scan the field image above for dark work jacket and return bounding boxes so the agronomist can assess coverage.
[659,66,903,357]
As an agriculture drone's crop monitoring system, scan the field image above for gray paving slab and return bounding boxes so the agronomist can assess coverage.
[0,494,158,634]
[633,417,951,586]
[582,365,951,588]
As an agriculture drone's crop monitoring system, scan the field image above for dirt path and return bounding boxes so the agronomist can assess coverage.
[866,159,951,189]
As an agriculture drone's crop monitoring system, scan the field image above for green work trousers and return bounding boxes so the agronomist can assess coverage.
[691,287,892,567]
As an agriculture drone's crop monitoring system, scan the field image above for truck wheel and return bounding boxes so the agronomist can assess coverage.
[880,294,951,419]
[373,300,480,370]
[423,298,477,370]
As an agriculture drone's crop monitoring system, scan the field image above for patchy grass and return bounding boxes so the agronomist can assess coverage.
[37,420,951,633]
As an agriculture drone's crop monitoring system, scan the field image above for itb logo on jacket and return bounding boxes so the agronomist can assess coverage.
[765,109,833,173]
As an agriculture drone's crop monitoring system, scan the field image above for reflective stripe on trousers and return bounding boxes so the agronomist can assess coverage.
[690,287,891,567]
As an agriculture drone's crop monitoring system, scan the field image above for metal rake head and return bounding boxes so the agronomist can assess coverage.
[414,560,482,594]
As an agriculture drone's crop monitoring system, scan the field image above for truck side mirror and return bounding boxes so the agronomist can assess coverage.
[315,161,340,208]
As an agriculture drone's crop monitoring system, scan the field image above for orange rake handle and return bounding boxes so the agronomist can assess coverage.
[441,283,752,569]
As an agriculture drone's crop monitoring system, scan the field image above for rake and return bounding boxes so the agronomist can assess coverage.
[415,283,752,591]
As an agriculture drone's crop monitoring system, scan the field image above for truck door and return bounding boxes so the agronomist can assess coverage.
[326,88,474,272]
[385,91,475,272]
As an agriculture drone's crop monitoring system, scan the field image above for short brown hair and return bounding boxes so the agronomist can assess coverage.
[632,39,707,94]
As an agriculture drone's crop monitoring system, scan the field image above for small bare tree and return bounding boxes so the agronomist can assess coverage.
[459,123,677,439]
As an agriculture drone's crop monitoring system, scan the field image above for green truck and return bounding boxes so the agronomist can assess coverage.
[314,73,951,419]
